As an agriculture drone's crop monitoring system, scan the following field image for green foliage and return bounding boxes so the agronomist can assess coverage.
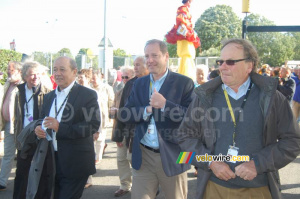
[246,14,295,66]
[52,48,73,64]
[167,43,178,58]
[200,47,220,57]
[32,51,52,69]
[75,48,98,70]
[292,32,300,60]
[113,48,129,69]
[0,49,22,85]
[113,48,127,57]
[195,5,241,52]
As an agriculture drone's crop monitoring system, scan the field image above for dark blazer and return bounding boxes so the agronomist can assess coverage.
[121,71,194,176]
[40,83,100,179]
[112,76,137,152]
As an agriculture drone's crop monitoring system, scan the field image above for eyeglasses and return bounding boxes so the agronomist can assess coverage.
[216,58,250,66]
[122,76,129,79]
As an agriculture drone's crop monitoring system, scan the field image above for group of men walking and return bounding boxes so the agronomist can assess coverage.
[0,38,299,199]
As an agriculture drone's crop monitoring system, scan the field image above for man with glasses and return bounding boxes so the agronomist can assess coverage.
[111,56,149,197]
[178,38,300,199]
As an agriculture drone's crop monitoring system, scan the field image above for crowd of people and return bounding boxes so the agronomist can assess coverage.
[0,38,299,199]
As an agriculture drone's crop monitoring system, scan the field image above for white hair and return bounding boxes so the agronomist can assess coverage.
[196,64,209,76]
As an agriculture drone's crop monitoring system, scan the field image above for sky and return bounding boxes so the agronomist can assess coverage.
[0,0,299,56]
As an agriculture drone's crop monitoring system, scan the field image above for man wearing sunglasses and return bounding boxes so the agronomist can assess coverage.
[178,38,300,199]
[111,56,149,197]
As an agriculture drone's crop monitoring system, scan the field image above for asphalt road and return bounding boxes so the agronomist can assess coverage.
[0,128,299,199]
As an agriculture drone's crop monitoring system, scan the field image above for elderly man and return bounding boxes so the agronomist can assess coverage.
[277,66,295,105]
[0,61,23,191]
[111,56,149,197]
[13,61,52,198]
[120,39,194,199]
[34,56,100,199]
[178,38,300,199]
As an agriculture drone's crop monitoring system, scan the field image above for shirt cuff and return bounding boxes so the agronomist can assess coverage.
[143,107,152,121]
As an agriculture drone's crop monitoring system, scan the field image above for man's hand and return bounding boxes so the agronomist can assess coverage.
[116,142,123,147]
[235,160,257,181]
[149,88,166,109]
[146,105,152,114]
[35,125,46,139]
[210,162,236,181]
[43,117,59,132]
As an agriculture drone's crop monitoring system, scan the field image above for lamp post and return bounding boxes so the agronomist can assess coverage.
[103,0,108,81]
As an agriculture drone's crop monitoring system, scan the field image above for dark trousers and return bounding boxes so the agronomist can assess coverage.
[13,150,33,199]
[54,153,89,199]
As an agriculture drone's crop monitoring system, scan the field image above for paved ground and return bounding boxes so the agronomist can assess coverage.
[0,128,299,199]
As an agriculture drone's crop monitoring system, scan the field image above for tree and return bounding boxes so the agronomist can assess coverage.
[0,49,22,85]
[76,48,98,70]
[166,43,178,58]
[194,5,242,55]
[113,48,128,69]
[292,32,300,60]
[52,48,73,63]
[246,14,295,66]
[32,51,51,69]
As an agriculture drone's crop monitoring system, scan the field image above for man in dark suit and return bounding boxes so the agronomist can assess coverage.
[120,39,194,199]
[35,56,100,199]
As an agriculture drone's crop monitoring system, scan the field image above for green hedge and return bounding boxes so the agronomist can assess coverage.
[0,49,22,85]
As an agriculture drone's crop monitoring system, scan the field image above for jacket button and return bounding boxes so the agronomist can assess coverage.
[40,150,43,153]
[35,169,38,172]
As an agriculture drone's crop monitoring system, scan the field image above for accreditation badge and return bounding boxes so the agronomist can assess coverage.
[25,113,33,122]
[227,145,239,163]
[147,124,155,134]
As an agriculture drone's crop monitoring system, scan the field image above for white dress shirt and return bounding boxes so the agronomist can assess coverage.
[23,84,34,128]
[49,81,75,151]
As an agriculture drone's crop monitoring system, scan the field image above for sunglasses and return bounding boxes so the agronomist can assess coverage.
[216,58,250,66]
[122,76,129,79]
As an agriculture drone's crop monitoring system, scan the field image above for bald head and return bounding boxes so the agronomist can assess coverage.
[134,56,149,78]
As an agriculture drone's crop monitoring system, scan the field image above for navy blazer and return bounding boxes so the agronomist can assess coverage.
[121,71,194,176]
[40,83,100,178]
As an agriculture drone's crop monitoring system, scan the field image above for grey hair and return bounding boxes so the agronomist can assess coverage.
[134,56,146,65]
[21,61,45,81]
[221,38,259,73]
[120,66,135,78]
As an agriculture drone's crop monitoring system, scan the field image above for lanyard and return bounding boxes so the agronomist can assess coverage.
[54,86,73,119]
[223,82,253,147]
[25,93,34,114]
[149,81,153,98]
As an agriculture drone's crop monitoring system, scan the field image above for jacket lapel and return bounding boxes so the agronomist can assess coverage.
[61,83,79,123]
[159,71,174,96]
[45,91,56,117]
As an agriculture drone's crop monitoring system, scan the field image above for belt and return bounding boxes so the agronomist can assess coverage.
[140,143,160,153]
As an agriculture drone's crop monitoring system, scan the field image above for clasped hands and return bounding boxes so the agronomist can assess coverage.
[35,117,59,139]
[147,88,166,113]
[209,160,257,181]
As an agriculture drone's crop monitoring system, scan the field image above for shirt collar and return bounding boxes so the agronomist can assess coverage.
[223,77,251,94]
[56,80,76,96]
[150,69,169,83]
[25,83,32,92]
